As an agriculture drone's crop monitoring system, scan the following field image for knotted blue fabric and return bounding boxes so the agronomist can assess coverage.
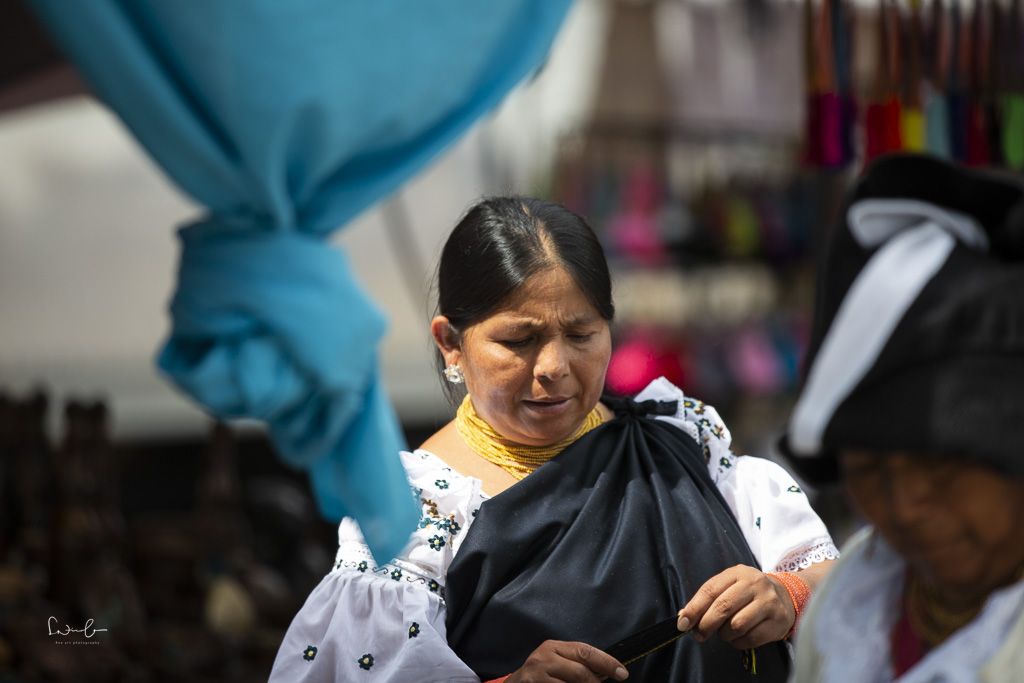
[29,0,572,562]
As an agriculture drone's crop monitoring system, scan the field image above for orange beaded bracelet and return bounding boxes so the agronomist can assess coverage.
[767,571,811,638]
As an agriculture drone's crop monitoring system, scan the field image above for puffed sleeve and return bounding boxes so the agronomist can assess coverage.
[268,567,479,682]
[635,376,839,572]
[711,454,839,572]
[269,450,485,682]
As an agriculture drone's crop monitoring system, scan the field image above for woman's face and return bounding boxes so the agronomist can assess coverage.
[841,450,1024,597]
[434,266,612,447]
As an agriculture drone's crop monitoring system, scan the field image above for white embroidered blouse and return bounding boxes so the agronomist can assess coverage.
[269,378,838,682]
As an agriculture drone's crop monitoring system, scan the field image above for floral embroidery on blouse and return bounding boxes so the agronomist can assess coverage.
[409,622,420,638]
[683,398,706,415]
[787,485,802,493]
[357,653,375,670]
[303,645,317,662]
[333,556,450,596]
[331,455,480,604]
[667,383,734,474]
[712,451,737,482]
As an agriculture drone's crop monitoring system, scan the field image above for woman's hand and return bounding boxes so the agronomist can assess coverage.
[675,564,795,650]
[506,640,629,682]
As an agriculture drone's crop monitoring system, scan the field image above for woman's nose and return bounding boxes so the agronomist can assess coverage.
[534,340,569,381]
[884,455,938,525]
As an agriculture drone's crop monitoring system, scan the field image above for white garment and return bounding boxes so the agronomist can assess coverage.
[793,527,1024,683]
[269,378,838,682]
[269,450,481,682]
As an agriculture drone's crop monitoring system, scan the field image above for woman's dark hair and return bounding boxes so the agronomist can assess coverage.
[434,196,614,404]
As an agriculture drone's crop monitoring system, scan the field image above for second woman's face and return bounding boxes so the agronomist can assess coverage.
[451,266,612,447]
[841,450,1024,599]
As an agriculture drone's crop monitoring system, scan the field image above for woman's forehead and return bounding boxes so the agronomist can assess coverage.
[488,269,599,319]
[518,265,594,301]
[483,310,601,330]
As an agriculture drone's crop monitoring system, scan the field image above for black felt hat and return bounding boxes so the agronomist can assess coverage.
[779,154,1024,484]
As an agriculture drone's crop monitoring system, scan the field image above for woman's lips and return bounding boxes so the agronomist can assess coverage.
[522,397,572,415]
[894,534,966,566]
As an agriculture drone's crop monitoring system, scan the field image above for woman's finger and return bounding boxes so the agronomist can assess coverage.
[692,579,757,641]
[676,565,744,632]
[539,659,609,683]
[552,642,628,681]
[718,601,770,643]
[729,618,784,650]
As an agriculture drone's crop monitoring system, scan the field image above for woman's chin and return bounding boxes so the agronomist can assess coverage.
[908,557,986,598]
[511,418,581,448]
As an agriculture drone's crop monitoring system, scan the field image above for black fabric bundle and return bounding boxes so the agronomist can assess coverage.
[780,154,1024,483]
[444,398,789,681]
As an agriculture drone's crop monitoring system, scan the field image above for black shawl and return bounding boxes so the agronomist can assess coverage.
[444,397,790,681]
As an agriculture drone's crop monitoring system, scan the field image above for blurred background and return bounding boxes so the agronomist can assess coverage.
[2,0,1020,679]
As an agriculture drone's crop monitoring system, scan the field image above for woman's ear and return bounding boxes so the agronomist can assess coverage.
[430,316,461,366]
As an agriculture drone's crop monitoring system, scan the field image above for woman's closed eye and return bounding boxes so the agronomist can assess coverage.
[499,337,533,349]
[840,455,885,480]
[497,330,596,348]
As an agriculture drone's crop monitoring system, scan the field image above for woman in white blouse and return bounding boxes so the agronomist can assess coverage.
[270,197,837,682]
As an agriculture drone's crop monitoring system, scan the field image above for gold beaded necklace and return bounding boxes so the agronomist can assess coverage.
[907,564,1024,647]
[905,573,983,647]
[455,394,604,480]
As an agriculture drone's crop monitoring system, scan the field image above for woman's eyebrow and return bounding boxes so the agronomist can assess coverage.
[841,460,882,475]
[497,314,598,331]
[499,319,544,332]
[565,314,600,326]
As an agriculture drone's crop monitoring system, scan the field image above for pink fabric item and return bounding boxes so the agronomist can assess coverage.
[816,91,844,166]
[890,593,927,677]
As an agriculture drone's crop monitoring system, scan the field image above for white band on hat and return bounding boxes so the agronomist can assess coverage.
[787,200,987,457]
[848,199,989,250]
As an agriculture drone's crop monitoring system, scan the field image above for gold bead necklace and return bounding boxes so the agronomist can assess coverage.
[905,573,983,647]
[906,564,1024,648]
[455,394,604,480]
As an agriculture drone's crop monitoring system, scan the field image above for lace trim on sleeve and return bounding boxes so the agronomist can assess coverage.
[774,539,840,573]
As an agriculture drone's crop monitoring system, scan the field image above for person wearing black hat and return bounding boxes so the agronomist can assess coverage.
[780,155,1024,682]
